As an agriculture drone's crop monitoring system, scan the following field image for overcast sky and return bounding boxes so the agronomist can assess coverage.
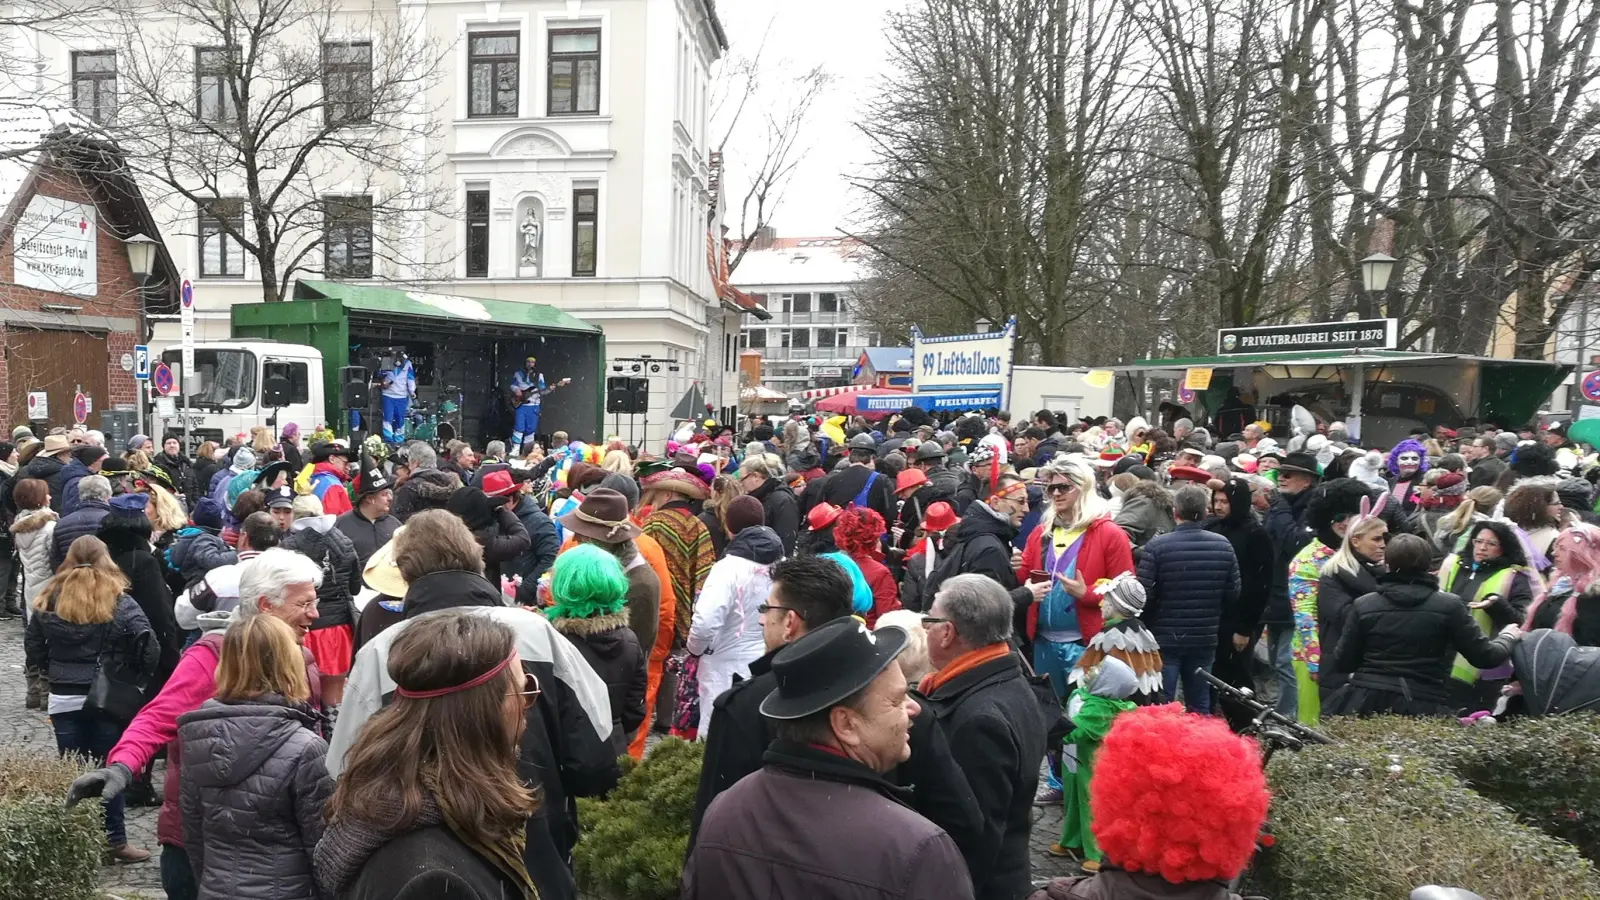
[713,0,906,239]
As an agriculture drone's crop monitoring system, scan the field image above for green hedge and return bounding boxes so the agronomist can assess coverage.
[0,748,104,900]
[1262,715,1600,900]
[573,738,704,900]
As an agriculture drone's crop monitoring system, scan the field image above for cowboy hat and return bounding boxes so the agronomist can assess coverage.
[41,434,71,457]
[559,487,643,542]
[362,526,409,597]
[638,466,710,501]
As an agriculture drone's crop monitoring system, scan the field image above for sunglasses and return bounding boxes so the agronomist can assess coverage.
[1045,483,1078,495]
[920,616,949,628]
[758,603,805,621]
[514,671,541,709]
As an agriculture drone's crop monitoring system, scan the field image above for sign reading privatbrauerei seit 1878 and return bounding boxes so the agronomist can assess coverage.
[1216,318,1397,355]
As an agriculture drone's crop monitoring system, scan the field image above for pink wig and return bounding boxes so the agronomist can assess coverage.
[1091,705,1270,884]
[1525,523,1600,634]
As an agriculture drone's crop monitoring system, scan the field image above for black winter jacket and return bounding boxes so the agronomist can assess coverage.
[178,696,331,900]
[928,502,1029,610]
[1529,584,1600,647]
[334,508,401,578]
[1333,572,1515,705]
[1203,481,1272,638]
[689,650,986,877]
[99,519,182,693]
[24,592,157,695]
[812,464,896,526]
[549,612,647,755]
[1263,489,1315,625]
[153,452,192,502]
[1137,522,1240,650]
[283,517,360,630]
[748,477,800,555]
[474,507,530,589]
[920,653,1048,900]
[1315,558,1384,692]
[390,468,461,522]
[52,500,110,569]
[504,496,560,583]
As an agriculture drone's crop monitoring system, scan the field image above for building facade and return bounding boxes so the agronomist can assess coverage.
[731,233,874,394]
[3,0,742,448]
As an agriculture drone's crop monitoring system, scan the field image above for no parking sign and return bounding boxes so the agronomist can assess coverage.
[1581,370,1600,403]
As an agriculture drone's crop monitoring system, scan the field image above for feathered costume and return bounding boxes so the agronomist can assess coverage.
[1072,572,1163,697]
[1057,657,1139,868]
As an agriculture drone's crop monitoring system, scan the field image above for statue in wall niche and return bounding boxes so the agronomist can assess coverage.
[520,208,541,271]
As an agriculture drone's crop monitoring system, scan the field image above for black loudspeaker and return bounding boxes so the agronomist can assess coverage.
[261,375,292,408]
[340,366,369,409]
[606,377,631,414]
[628,377,649,414]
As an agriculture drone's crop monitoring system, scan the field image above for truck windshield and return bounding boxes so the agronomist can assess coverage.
[160,349,257,410]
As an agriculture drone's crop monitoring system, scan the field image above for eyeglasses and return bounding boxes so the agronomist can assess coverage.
[758,603,805,621]
[514,671,542,709]
[920,616,949,628]
[1045,483,1077,496]
[1472,539,1501,548]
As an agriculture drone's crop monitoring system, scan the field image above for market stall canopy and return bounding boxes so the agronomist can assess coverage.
[290,280,601,335]
[814,388,911,416]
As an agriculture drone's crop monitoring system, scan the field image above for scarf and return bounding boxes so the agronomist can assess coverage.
[314,785,538,900]
[0,459,16,478]
[919,642,1010,694]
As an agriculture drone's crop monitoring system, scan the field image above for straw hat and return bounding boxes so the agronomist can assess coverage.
[362,526,409,597]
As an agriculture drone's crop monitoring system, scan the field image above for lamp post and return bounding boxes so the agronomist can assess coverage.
[974,317,992,334]
[1359,252,1396,319]
[123,233,159,445]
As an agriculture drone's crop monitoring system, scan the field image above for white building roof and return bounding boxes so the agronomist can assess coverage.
[730,236,868,289]
[0,103,92,217]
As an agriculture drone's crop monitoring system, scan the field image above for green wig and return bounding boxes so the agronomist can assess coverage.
[547,543,630,620]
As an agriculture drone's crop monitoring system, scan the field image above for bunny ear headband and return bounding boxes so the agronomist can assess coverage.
[1487,499,1552,577]
[1348,491,1388,532]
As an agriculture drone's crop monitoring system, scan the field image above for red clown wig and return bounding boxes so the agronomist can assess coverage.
[1090,705,1270,884]
[833,507,887,557]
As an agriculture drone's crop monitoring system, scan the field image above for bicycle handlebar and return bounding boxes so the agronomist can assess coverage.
[1200,669,1334,746]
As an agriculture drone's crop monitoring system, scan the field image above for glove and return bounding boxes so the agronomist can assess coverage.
[65,761,131,808]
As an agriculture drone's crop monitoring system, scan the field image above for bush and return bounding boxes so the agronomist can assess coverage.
[0,748,104,900]
[1262,716,1600,900]
[573,738,703,900]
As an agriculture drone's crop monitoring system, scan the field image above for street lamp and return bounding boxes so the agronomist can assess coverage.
[974,317,992,334]
[1360,252,1396,295]
[123,232,159,280]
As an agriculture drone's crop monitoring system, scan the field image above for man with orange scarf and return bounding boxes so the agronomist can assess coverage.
[920,573,1049,900]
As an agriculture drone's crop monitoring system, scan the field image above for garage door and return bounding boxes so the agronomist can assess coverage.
[6,328,109,430]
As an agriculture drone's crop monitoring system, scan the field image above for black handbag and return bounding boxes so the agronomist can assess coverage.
[83,619,151,725]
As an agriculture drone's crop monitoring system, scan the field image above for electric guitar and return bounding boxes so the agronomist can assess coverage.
[511,376,572,405]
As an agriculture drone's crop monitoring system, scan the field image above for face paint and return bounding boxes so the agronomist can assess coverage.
[1398,451,1421,474]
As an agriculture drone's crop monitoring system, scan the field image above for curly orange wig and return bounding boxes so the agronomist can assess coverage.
[833,506,886,556]
[1090,704,1270,884]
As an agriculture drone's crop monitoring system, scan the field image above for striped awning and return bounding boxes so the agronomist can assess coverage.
[798,383,879,400]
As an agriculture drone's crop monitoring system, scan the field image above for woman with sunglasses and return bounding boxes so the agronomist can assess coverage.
[1439,520,1540,711]
[1523,522,1600,647]
[318,611,540,900]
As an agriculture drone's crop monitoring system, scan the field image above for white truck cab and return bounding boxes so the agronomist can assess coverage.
[157,341,325,448]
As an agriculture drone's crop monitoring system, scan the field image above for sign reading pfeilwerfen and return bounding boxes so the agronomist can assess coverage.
[1216,318,1397,355]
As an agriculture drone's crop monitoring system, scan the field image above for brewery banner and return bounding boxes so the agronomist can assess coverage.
[1216,318,1397,355]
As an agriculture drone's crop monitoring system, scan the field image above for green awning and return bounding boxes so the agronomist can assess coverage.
[1115,348,1567,373]
[293,280,601,334]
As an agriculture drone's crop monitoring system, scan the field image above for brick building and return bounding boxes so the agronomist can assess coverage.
[0,110,177,432]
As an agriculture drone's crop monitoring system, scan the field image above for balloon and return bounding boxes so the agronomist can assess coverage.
[1566,417,1600,448]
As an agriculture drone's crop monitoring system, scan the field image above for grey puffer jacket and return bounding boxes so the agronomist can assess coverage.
[178,695,333,900]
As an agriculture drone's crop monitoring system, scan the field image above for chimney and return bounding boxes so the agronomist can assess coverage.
[751,225,777,251]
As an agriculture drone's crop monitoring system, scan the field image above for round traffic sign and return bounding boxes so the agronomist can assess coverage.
[181,279,194,309]
[152,362,175,397]
[73,391,88,425]
[1582,370,1600,403]
[1178,386,1196,404]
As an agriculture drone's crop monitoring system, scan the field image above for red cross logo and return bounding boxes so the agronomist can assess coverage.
[78,219,87,232]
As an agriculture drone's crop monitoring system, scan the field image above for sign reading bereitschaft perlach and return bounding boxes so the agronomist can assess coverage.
[1217,318,1397,355]
[13,195,97,298]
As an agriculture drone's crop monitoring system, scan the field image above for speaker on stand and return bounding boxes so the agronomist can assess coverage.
[340,366,369,446]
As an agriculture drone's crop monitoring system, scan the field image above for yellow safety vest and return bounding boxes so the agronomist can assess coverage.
[1440,553,1522,684]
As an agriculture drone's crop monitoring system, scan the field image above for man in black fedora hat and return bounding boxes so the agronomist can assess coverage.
[1262,449,1323,720]
[335,453,400,576]
[684,616,974,900]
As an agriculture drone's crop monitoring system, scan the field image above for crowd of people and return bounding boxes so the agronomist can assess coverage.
[4,404,1593,899]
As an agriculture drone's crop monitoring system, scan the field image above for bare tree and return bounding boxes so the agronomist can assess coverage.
[711,20,833,273]
[97,0,449,303]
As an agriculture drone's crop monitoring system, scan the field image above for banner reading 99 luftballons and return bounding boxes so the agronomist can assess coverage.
[911,318,1016,408]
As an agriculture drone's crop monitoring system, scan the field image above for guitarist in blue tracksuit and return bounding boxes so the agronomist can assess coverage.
[508,355,570,456]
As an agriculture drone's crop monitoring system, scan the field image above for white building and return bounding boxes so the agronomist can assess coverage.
[731,232,875,393]
[2,0,747,447]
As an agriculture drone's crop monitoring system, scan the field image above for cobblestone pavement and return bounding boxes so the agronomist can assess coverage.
[3,613,1076,899]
